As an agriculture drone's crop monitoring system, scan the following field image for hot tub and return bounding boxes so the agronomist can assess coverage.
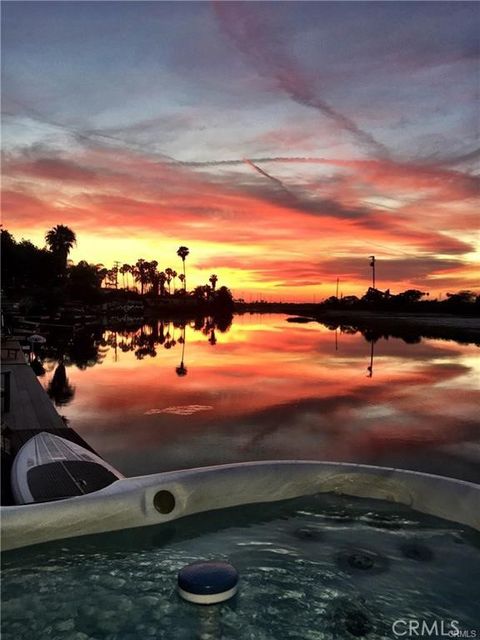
[1,462,479,639]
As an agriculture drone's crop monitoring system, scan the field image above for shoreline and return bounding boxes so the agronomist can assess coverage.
[291,310,480,344]
[5,299,479,344]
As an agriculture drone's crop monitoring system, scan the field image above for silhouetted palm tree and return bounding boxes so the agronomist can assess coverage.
[133,259,149,295]
[209,274,218,291]
[165,267,173,294]
[172,270,178,292]
[120,263,131,290]
[104,268,116,289]
[148,263,161,297]
[193,284,210,302]
[176,246,189,291]
[147,260,159,295]
[45,225,76,271]
[159,271,167,297]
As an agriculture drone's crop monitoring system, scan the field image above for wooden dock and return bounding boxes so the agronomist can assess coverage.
[1,340,101,505]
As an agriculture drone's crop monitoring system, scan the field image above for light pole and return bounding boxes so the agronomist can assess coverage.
[369,256,376,289]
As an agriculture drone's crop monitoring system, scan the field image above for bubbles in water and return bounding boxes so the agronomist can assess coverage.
[336,548,389,575]
[2,494,479,639]
[294,527,324,542]
[344,609,373,637]
[399,541,434,562]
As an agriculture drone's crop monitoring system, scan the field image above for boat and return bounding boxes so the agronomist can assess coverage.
[11,432,124,505]
[286,316,315,323]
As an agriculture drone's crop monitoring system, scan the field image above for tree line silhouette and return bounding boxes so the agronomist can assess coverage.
[1,226,234,312]
[320,286,479,315]
[2,225,476,317]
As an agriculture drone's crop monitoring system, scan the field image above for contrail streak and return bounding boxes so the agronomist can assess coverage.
[244,158,292,194]
[213,2,389,157]
[3,98,177,163]
[181,156,329,167]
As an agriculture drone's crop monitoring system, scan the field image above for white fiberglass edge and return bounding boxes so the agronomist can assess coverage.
[1,461,479,551]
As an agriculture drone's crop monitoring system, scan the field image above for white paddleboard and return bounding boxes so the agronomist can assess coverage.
[11,432,124,505]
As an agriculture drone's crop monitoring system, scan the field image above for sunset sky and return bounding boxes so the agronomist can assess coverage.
[2,1,479,300]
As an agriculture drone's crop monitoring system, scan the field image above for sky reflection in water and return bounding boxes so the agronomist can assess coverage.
[40,315,480,482]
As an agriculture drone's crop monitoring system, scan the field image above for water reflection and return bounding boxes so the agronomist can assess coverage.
[47,362,76,407]
[104,315,231,364]
[35,315,479,483]
[176,326,188,377]
[37,313,233,383]
[367,340,375,378]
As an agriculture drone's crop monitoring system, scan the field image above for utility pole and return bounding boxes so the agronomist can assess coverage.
[369,256,376,289]
[113,260,120,290]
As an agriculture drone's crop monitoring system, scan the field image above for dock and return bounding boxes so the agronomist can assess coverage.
[1,340,101,505]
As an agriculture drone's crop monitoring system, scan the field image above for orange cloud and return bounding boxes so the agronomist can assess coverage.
[2,144,478,299]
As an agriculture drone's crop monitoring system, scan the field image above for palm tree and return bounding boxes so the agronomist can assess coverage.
[104,268,116,289]
[165,267,173,295]
[148,262,161,297]
[96,264,108,287]
[133,258,149,295]
[176,246,190,291]
[172,270,178,293]
[209,274,218,291]
[45,225,76,271]
[120,263,131,290]
[148,260,158,295]
[159,271,167,297]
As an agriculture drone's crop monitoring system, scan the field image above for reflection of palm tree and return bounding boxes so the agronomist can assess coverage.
[175,325,188,376]
[30,356,46,376]
[176,246,189,291]
[176,363,187,375]
[45,225,76,270]
[64,328,108,369]
[47,362,75,406]
[134,326,157,359]
[159,321,166,345]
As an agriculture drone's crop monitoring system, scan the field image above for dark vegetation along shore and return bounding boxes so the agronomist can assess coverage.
[238,290,480,344]
[1,226,234,320]
[2,226,478,346]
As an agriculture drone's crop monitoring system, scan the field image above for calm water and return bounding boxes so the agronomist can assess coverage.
[40,314,480,482]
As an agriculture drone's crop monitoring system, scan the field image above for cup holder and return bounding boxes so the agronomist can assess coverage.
[153,490,176,514]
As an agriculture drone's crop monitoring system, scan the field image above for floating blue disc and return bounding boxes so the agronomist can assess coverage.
[177,561,239,604]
